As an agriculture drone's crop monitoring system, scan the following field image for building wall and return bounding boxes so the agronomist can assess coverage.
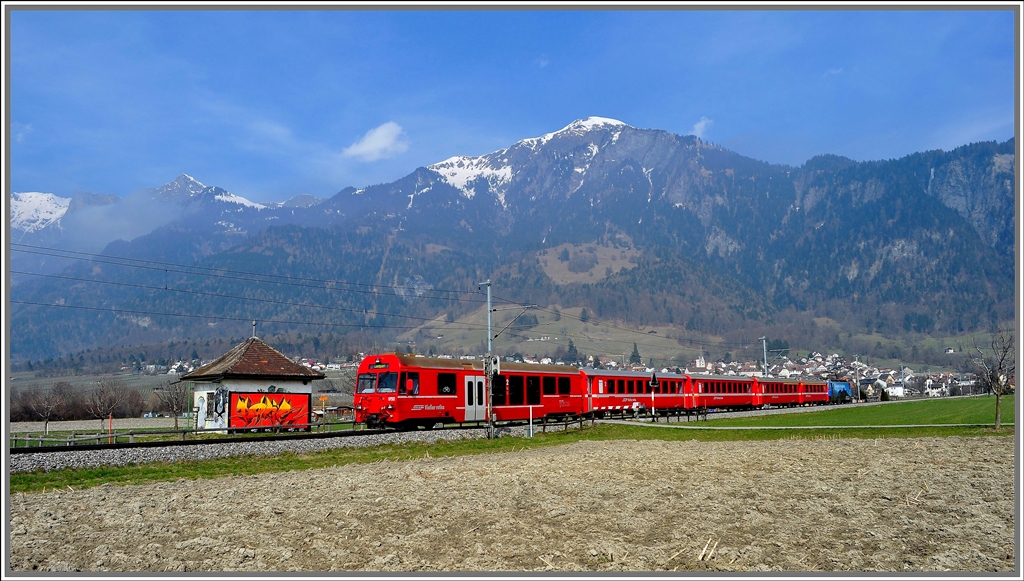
[192,379,313,432]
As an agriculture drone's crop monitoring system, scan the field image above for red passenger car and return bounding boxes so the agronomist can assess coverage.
[353,353,584,429]
[584,368,687,417]
[754,377,829,408]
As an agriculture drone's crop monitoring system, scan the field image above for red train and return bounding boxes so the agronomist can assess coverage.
[353,353,832,429]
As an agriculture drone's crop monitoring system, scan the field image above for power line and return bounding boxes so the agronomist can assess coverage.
[11,243,486,303]
[9,300,433,331]
[492,295,757,352]
[10,270,491,329]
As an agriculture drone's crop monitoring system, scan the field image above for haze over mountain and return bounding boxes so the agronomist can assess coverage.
[9,118,1014,365]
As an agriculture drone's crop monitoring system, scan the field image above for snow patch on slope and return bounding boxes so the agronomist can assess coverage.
[11,192,71,233]
[214,192,266,209]
[428,154,513,206]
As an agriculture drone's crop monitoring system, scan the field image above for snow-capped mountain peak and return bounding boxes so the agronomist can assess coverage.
[426,117,631,206]
[521,116,630,149]
[151,173,208,202]
[11,192,71,233]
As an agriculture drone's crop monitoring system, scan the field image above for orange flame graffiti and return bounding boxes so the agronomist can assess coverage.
[230,393,309,428]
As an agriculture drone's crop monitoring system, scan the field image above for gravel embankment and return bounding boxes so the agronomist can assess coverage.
[7,424,562,474]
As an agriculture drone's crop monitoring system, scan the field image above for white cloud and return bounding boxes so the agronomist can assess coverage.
[824,67,844,76]
[342,121,410,162]
[14,122,33,143]
[691,116,713,139]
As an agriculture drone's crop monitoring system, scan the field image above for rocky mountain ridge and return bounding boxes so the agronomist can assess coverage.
[8,118,1015,363]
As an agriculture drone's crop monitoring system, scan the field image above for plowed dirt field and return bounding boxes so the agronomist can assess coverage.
[7,436,1016,573]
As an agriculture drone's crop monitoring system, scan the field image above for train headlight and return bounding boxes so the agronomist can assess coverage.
[386,405,395,411]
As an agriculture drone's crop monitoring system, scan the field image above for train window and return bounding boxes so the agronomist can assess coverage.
[558,377,571,395]
[627,380,635,394]
[543,376,556,395]
[437,373,457,396]
[377,372,397,393]
[526,376,541,405]
[508,376,524,405]
[356,374,377,394]
[617,379,625,394]
[398,373,417,395]
[492,374,507,406]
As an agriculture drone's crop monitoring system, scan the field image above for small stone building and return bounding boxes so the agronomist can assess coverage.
[181,337,325,432]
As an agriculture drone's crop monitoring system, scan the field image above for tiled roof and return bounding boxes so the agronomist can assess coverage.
[182,337,325,382]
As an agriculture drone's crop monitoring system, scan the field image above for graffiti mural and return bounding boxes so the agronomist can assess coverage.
[213,385,228,423]
[229,392,311,430]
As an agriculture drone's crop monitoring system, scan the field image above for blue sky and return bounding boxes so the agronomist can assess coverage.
[8,7,1018,203]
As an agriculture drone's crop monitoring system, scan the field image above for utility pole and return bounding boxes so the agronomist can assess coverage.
[759,337,768,378]
[854,355,860,402]
[480,280,494,439]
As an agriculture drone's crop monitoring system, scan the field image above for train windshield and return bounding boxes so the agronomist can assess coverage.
[356,374,378,394]
[377,372,398,393]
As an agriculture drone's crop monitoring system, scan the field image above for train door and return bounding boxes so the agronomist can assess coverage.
[464,375,486,421]
[586,376,593,414]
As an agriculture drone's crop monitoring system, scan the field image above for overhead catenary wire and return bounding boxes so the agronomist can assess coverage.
[9,300,433,331]
[10,270,492,329]
[11,243,486,303]
[491,294,759,353]
[14,243,762,358]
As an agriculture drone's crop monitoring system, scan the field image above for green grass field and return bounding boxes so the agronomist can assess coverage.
[9,396,1014,494]
[701,395,1014,427]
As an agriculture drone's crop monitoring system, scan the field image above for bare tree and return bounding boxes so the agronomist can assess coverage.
[28,381,70,435]
[155,380,191,431]
[968,326,1016,430]
[85,378,132,429]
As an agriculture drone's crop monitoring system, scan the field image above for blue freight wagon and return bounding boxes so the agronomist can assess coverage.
[827,380,854,404]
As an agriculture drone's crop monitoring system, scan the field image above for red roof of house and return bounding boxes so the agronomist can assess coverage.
[182,337,325,382]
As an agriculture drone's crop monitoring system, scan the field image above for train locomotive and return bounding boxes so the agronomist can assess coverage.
[353,353,842,429]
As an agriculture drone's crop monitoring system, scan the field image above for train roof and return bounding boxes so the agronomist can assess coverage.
[363,353,579,375]
[686,373,755,382]
[580,367,667,378]
[581,369,748,382]
[757,376,827,383]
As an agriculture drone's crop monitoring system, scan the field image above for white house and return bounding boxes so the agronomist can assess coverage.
[181,337,325,433]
